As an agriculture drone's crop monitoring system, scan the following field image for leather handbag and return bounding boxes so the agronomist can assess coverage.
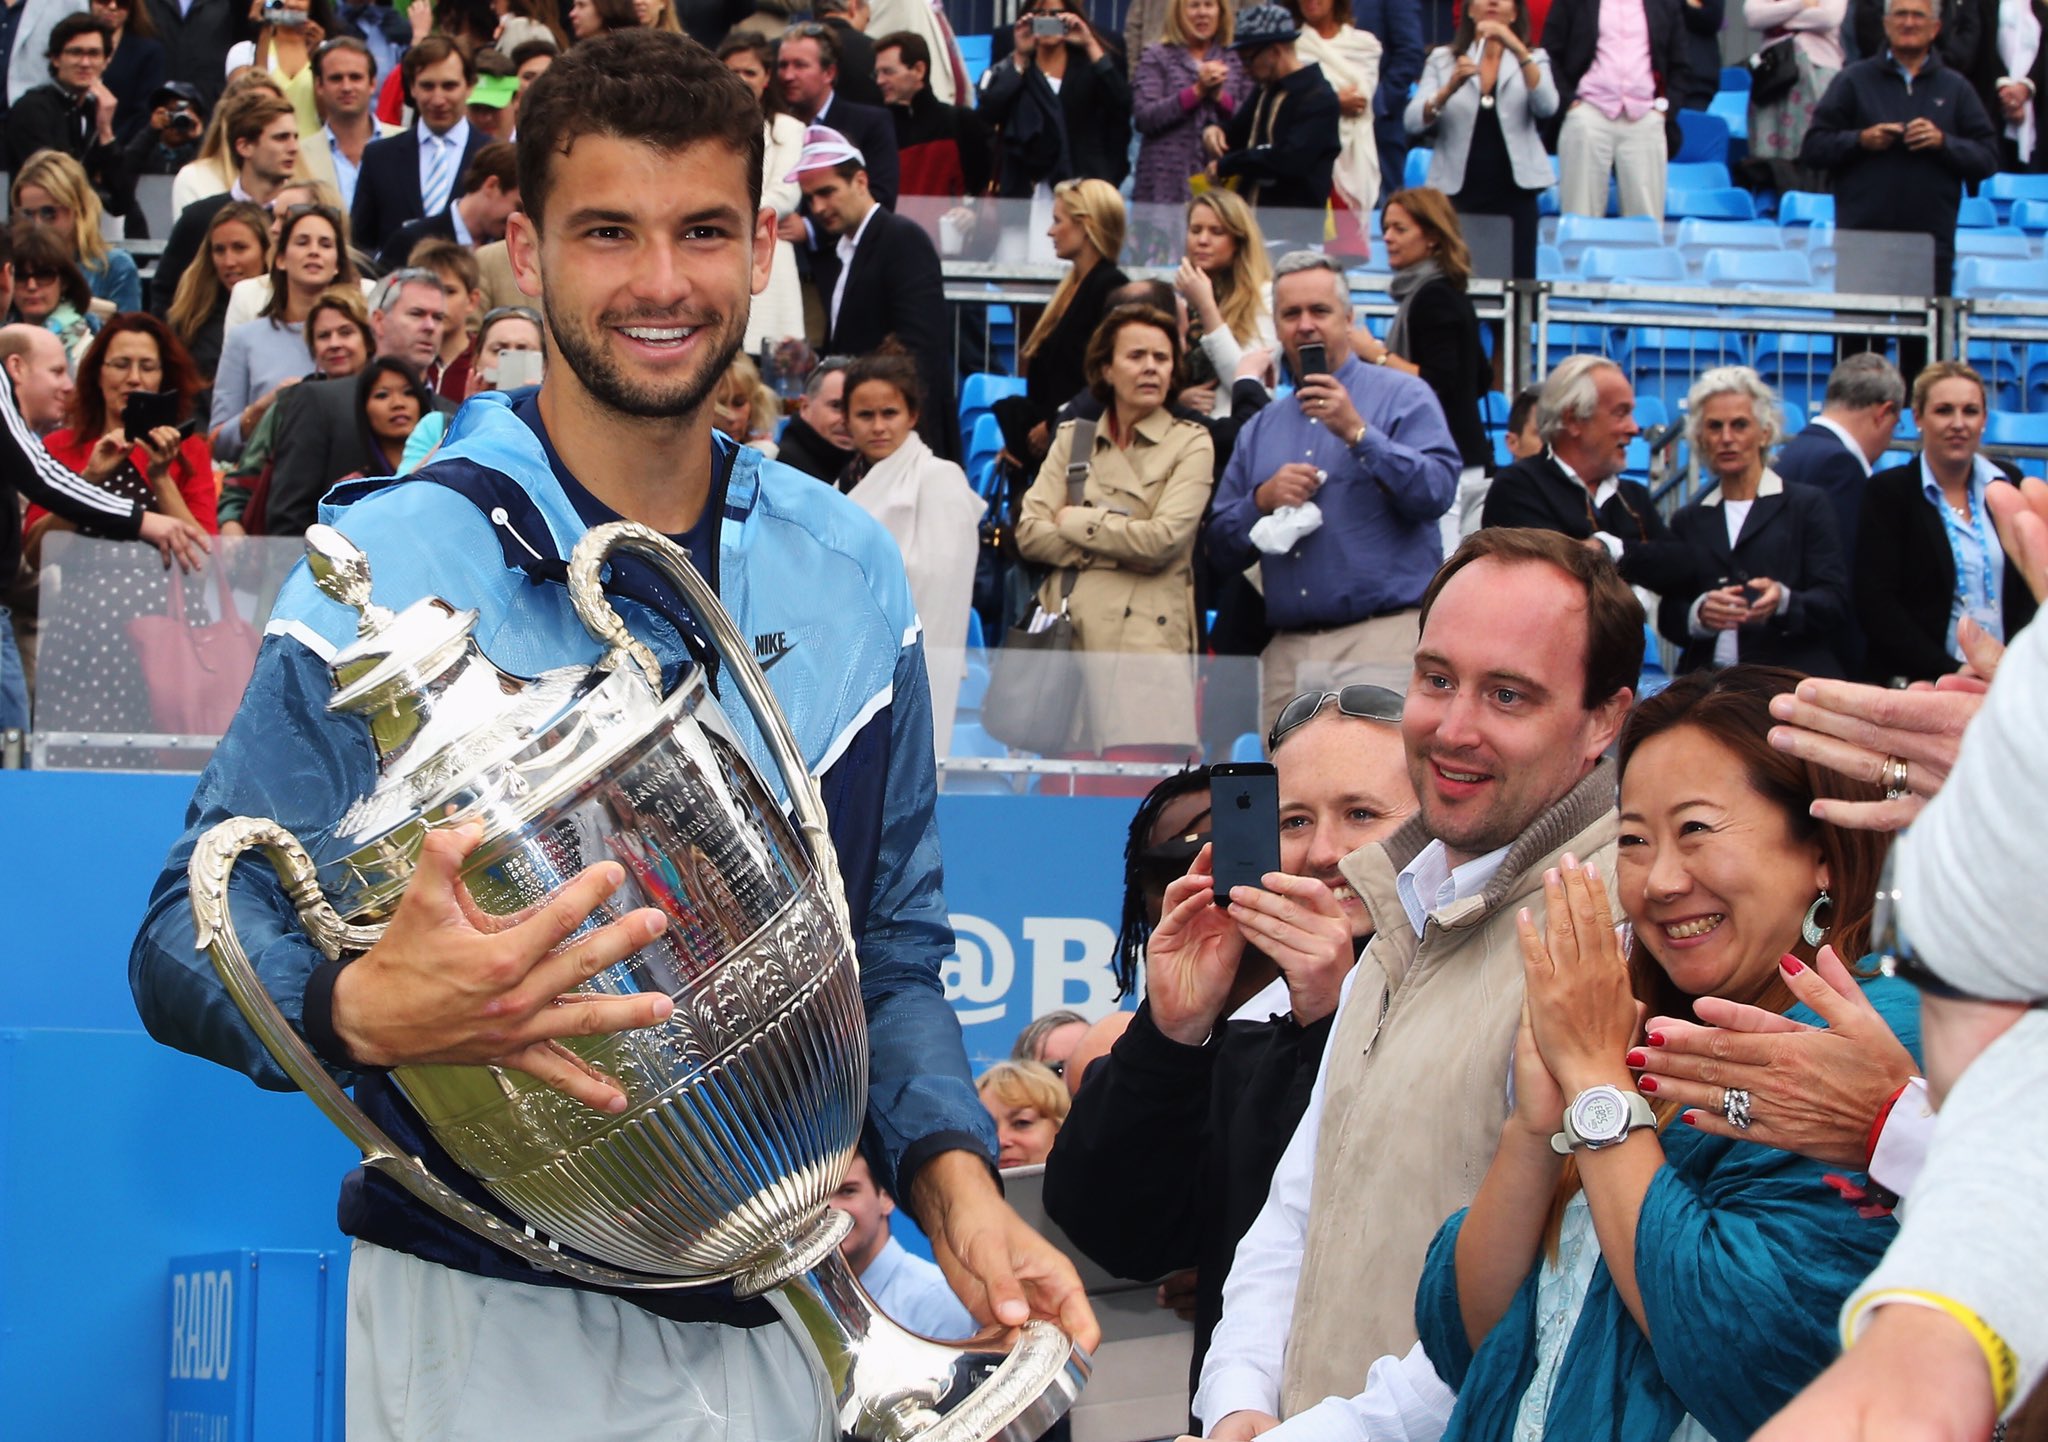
[126,557,262,736]
[981,420,1094,755]
[1748,36,1799,107]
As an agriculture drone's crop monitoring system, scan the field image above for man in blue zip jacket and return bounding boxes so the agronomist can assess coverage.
[128,30,1096,1438]
[1801,0,1999,297]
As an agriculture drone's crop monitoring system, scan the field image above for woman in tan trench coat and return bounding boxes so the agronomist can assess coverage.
[1014,302,1216,794]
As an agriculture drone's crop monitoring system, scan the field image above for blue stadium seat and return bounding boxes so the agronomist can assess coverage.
[1635,396,1669,431]
[1966,340,2025,411]
[1956,229,2034,259]
[956,653,991,713]
[1707,90,1750,142]
[1666,187,1757,221]
[1621,328,1748,414]
[1480,390,1511,428]
[1638,620,1671,700]
[1720,65,1751,91]
[1676,110,1730,164]
[1752,332,1837,419]
[2013,200,2048,234]
[966,608,985,650]
[960,371,1025,431]
[1537,242,1566,278]
[1543,322,1619,360]
[966,412,1004,498]
[1985,410,2048,447]
[1702,249,1814,288]
[1895,409,1918,441]
[1776,191,1834,228]
[1674,218,1783,265]
[1404,147,1431,191]
[2027,343,2048,410]
[945,719,1022,794]
[1956,257,2048,298]
[1577,245,1689,283]
[1667,161,1733,192]
[956,33,992,88]
[1229,732,1264,763]
[1957,195,1999,228]
[1983,173,2048,222]
[1554,214,1663,267]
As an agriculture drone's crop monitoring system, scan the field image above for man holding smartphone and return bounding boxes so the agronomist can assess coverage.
[1204,249,1461,733]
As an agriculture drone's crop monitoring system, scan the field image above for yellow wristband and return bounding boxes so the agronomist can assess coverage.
[1846,1289,2019,1414]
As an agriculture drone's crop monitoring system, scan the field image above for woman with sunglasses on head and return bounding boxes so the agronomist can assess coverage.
[90,0,165,146]
[1412,664,1918,1442]
[5,224,100,366]
[11,150,141,314]
[209,202,356,463]
[165,200,269,387]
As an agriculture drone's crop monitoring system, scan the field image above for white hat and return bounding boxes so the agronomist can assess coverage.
[225,40,256,74]
[782,125,865,183]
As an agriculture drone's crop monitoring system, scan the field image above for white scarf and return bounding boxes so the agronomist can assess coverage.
[1295,25,1384,212]
[846,430,988,762]
[1999,0,2042,163]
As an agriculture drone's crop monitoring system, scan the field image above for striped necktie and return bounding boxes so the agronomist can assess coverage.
[421,132,456,217]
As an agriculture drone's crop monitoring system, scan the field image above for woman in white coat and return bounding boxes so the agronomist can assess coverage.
[1293,0,1382,255]
[720,31,808,353]
[1403,0,1555,279]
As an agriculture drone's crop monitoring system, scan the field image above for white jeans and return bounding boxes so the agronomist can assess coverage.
[346,1242,833,1442]
[1557,103,1668,219]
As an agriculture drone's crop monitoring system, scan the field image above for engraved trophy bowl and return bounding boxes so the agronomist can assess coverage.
[186,520,1089,1442]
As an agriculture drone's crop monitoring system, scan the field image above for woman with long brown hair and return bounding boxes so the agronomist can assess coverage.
[1415,665,1920,1442]
[209,202,358,460]
[165,200,270,383]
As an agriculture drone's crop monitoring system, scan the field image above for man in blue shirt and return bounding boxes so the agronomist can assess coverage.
[832,1152,977,1339]
[130,30,1095,1438]
[1204,249,1460,731]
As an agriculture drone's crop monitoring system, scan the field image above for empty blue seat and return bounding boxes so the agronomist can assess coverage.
[966,412,1004,498]
[1674,218,1784,264]
[1480,390,1511,428]
[1229,732,1264,763]
[1720,65,1751,91]
[1776,191,1834,227]
[1667,187,1757,221]
[1957,257,2048,298]
[1622,329,1746,416]
[1543,322,1616,360]
[2027,343,2048,409]
[1404,147,1431,191]
[1635,395,1669,431]
[2013,200,2048,234]
[959,372,1026,451]
[1702,249,1814,288]
[1578,245,1690,283]
[1956,229,2034,259]
[1676,111,1730,164]
[1667,161,1733,192]
[1966,340,2025,411]
[1708,90,1750,142]
[1957,195,1999,228]
[1555,214,1663,267]
[1983,173,2048,221]
[1894,409,1918,441]
[1752,332,1837,419]
[956,654,991,712]
[966,607,985,650]
[1537,242,1566,278]
[1986,410,2048,447]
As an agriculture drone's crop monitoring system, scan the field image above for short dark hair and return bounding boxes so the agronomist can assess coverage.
[508,36,560,69]
[357,353,434,420]
[7,222,92,314]
[457,141,519,197]
[402,33,476,91]
[1107,278,1176,314]
[516,30,763,227]
[47,13,112,60]
[841,341,923,417]
[1084,303,1181,409]
[873,28,928,71]
[781,21,840,69]
[1420,528,1644,710]
[313,34,375,82]
[1505,384,1540,437]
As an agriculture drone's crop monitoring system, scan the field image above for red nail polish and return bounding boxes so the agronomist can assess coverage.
[1625,1050,1647,1068]
[1646,1031,1665,1048]
[1638,1075,1658,1093]
[1681,1111,1697,1126]
[1781,954,1806,975]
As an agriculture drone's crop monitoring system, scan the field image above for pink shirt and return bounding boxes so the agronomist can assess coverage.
[1576,0,1658,120]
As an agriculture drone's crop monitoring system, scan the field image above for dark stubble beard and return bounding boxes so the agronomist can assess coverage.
[540,283,748,422]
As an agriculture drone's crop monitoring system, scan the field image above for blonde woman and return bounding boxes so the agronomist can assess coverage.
[249,0,332,133]
[710,352,782,457]
[977,1061,1072,1169]
[1293,0,1383,248]
[169,72,289,213]
[1174,187,1275,416]
[1133,0,1250,204]
[994,177,1128,466]
[10,150,140,312]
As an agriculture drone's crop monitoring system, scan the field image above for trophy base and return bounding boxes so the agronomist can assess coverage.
[755,1214,1092,1442]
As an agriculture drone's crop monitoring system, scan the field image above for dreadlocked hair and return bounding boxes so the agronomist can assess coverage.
[1112,764,1213,998]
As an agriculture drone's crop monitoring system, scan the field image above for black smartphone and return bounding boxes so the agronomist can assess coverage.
[121,389,182,439]
[1209,762,1280,905]
[1295,341,1328,384]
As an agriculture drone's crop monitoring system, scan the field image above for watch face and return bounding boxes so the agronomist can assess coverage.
[1571,1086,1629,1144]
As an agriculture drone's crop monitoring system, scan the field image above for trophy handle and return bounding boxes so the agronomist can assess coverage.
[187,815,697,1292]
[567,520,853,938]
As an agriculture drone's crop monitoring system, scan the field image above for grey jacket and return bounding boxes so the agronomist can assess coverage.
[1403,43,1559,193]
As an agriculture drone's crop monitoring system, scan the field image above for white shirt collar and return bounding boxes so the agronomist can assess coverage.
[1701,468,1784,506]
[1395,838,1513,937]
[1550,449,1618,509]
[1919,450,2000,504]
[1229,974,1294,1023]
[419,116,470,149]
[449,200,473,247]
[1811,414,1874,476]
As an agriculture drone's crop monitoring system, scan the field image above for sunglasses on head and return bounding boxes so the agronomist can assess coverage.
[1268,684,1405,754]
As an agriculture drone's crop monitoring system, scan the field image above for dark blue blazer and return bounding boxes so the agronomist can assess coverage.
[1774,421,1870,557]
[349,123,488,257]
[1656,476,1852,678]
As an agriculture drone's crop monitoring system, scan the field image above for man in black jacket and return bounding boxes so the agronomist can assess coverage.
[797,132,956,459]
[877,30,991,202]
[1801,0,2000,296]
[777,22,900,207]
[349,36,485,255]
[147,89,301,314]
[1206,4,1341,246]
[817,0,884,107]
[1542,0,1698,218]
[777,358,858,484]
[1774,351,1904,556]
[1042,693,1415,1394]
[1481,354,1711,598]
[4,14,131,215]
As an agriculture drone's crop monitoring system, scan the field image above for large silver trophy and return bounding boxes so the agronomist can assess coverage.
[187,521,1088,1442]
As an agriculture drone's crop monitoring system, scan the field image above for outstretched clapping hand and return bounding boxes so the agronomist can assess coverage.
[330,822,675,1111]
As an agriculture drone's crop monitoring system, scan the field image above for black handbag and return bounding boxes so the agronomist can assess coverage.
[1748,36,1800,107]
[981,420,1094,755]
